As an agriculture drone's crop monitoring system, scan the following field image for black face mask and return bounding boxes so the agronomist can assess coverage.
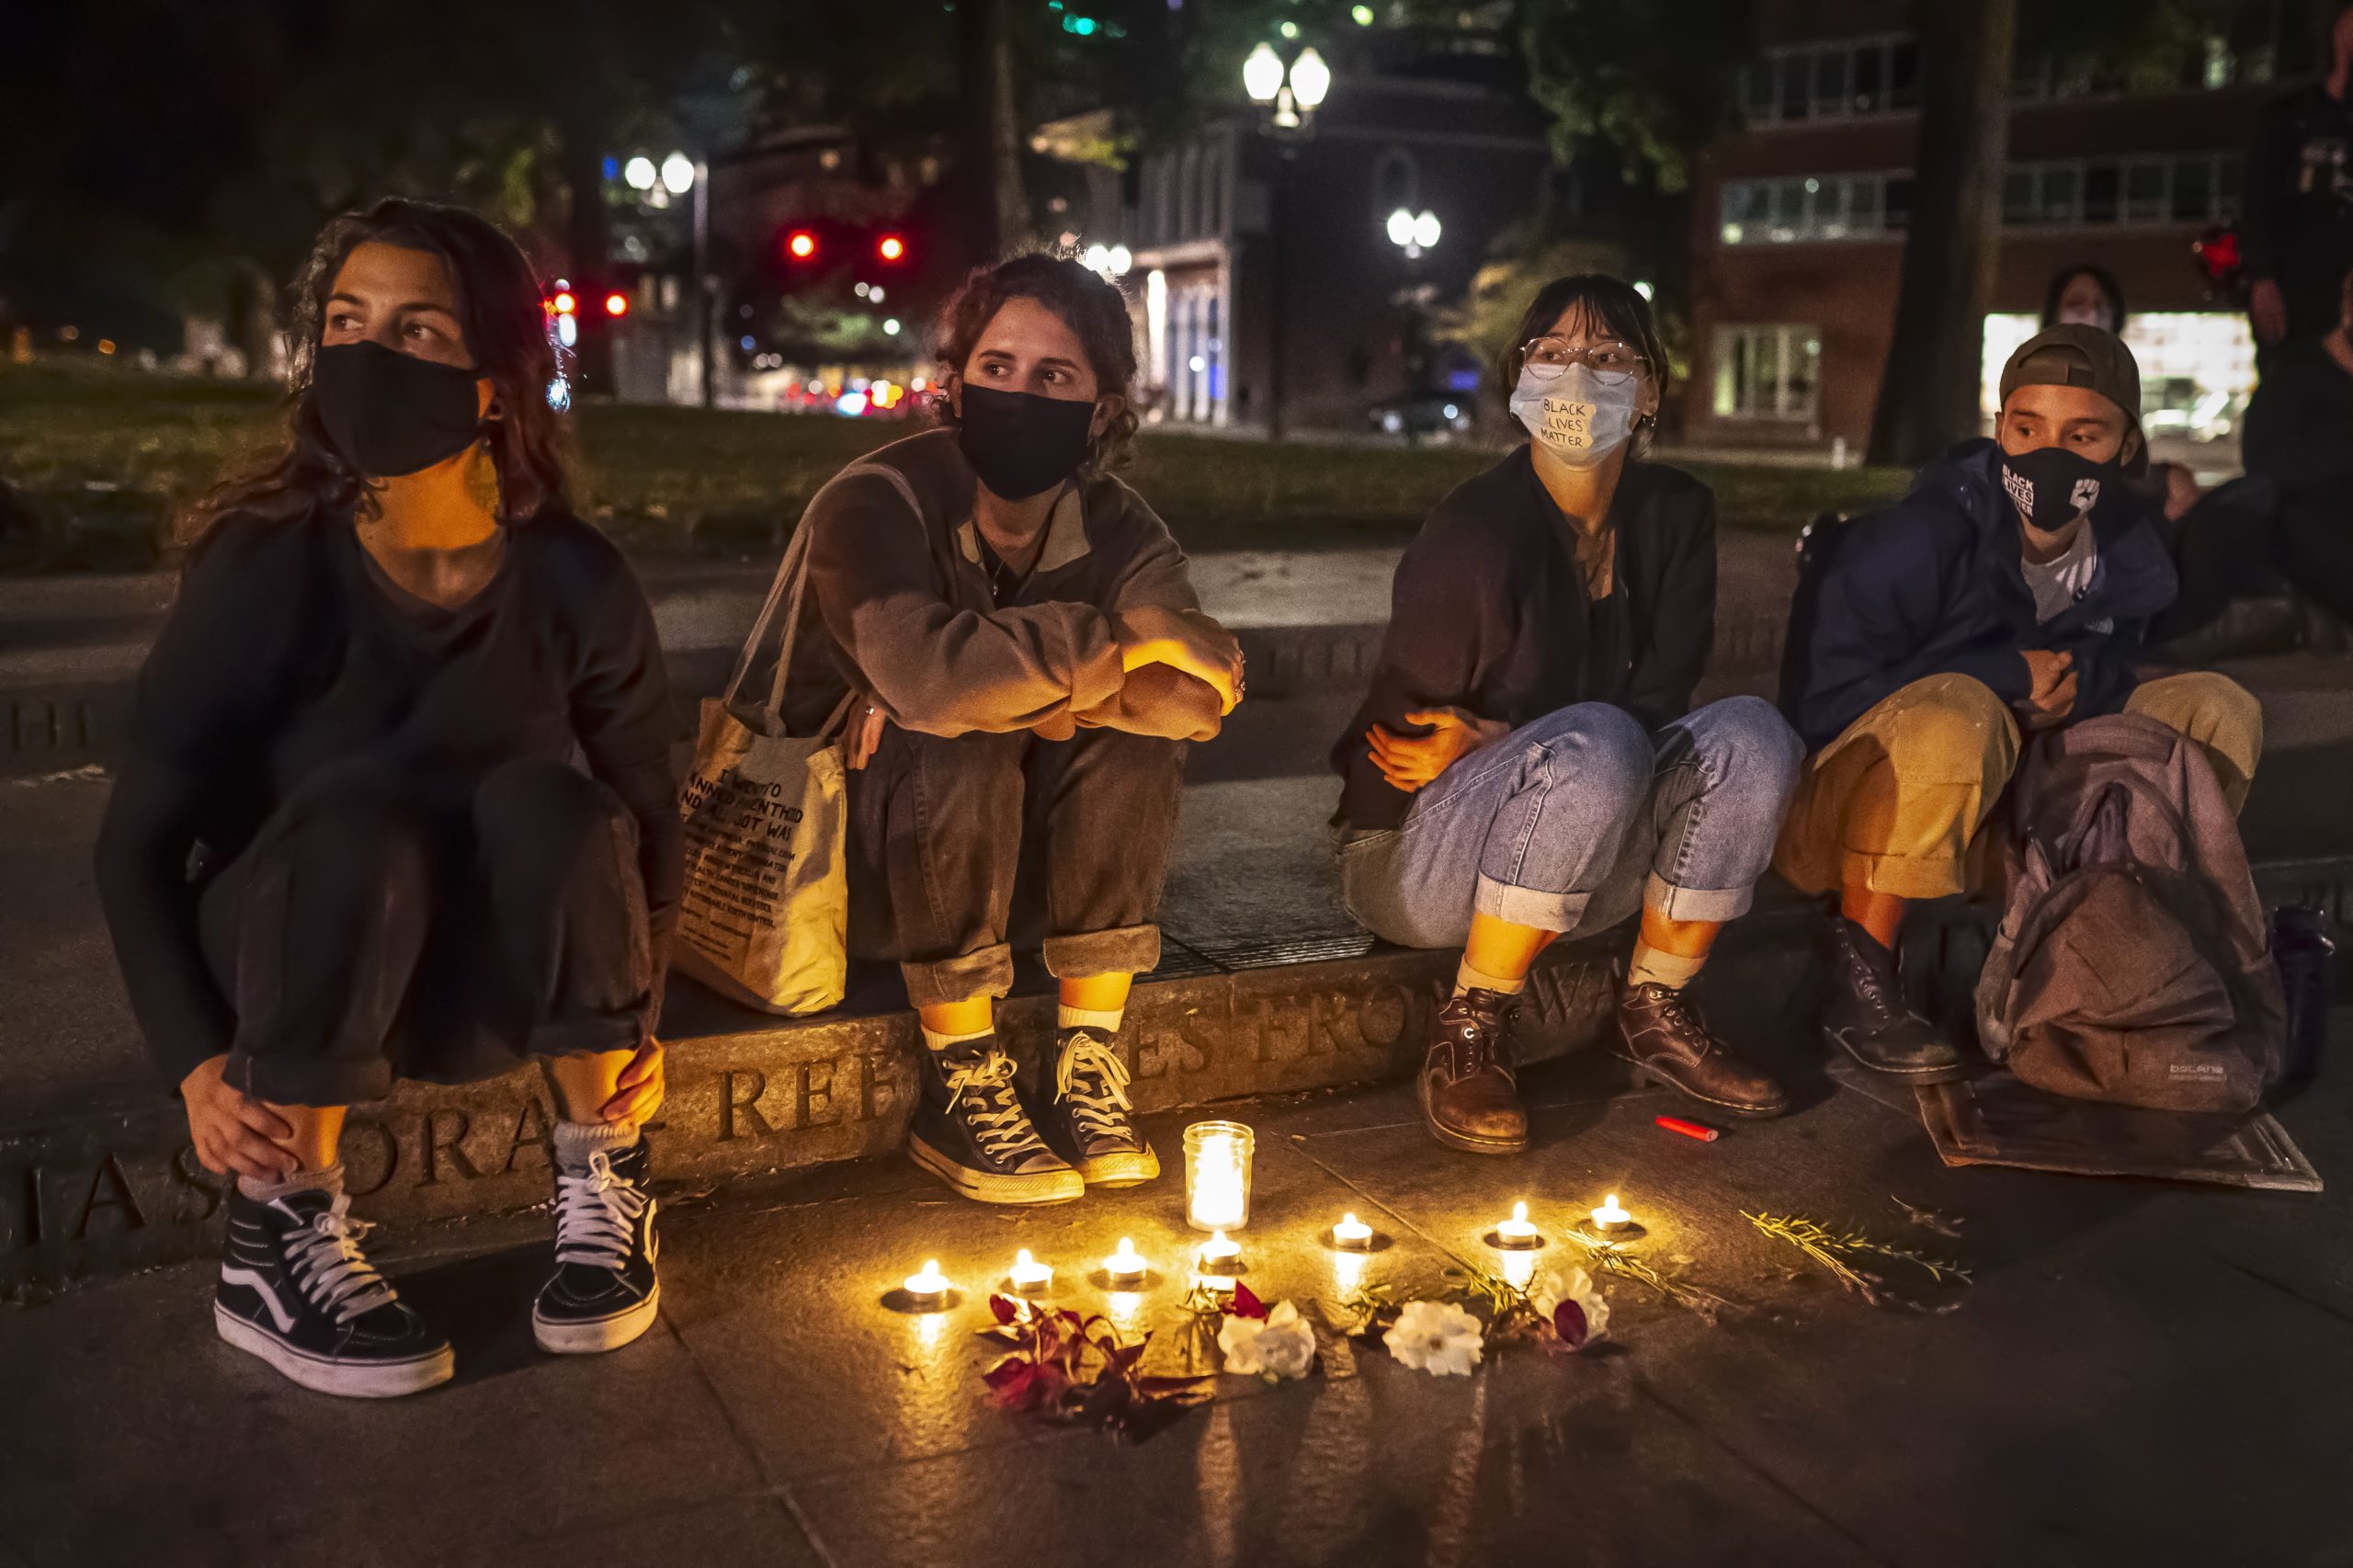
[311,341,486,478]
[1998,444,2115,531]
[957,384,1097,501]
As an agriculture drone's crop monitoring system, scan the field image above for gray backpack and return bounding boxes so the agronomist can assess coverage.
[1975,712,2286,1113]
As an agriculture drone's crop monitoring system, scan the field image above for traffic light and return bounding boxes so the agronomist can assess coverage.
[786,229,818,261]
[877,233,907,263]
[603,291,630,317]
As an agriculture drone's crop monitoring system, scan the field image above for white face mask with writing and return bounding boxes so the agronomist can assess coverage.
[1508,363,1641,470]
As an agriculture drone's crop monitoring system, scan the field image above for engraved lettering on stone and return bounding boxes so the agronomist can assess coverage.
[502,1096,555,1175]
[73,1154,145,1240]
[421,1108,484,1186]
[794,1059,839,1131]
[720,1068,779,1142]
[342,1118,400,1197]
[857,1051,902,1123]
[170,1145,224,1223]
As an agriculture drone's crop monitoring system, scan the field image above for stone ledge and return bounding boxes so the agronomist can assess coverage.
[1,943,1627,1292]
[9,854,2347,1294]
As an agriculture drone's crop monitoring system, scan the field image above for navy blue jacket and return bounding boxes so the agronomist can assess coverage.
[1779,440,2178,752]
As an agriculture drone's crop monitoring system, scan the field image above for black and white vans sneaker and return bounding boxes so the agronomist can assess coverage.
[1035,1028,1160,1187]
[214,1185,453,1399]
[907,1037,1084,1205]
[533,1138,660,1355]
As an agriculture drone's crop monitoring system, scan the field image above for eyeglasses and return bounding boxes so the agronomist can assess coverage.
[1520,336,1649,386]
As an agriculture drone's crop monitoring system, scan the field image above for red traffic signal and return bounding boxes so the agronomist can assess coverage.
[877,233,907,263]
[786,230,818,260]
[550,290,577,315]
[603,292,630,317]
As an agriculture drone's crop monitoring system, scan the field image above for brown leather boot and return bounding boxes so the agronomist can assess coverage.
[1417,988,1530,1154]
[1616,982,1790,1119]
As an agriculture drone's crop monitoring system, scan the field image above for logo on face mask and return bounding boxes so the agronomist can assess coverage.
[1507,364,1638,470]
[2000,444,2114,531]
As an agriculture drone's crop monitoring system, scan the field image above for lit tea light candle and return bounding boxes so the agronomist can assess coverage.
[1198,1229,1242,1270]
[1104,1236,1148,1286]
[1589,1193,1633,1234]
[1184,1120,1256,1233]
[1494,1200,1541,1248]
[1008,1248,1052,1292]
[903,1259,951,1310]
[1331,1212,1375,1250]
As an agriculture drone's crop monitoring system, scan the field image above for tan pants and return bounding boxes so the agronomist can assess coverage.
[1773,672,2264,902]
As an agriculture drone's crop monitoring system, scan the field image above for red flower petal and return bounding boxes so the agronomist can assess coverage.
[989,1293,1019,1324]
[1231,1281,1268,1320]
[1552,1299,1589,1349]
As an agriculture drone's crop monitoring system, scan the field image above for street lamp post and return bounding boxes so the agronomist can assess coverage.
[1384,208,1442,445]
[626,150,715,408]
[1242,43,1332,444]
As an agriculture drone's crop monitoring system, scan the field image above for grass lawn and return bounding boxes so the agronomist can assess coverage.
[0,362,1910,572]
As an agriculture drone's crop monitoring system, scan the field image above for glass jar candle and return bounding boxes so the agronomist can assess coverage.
[1183,1119,1255,1233]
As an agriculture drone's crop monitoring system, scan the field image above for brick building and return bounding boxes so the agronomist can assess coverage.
[1688,0,2327,453]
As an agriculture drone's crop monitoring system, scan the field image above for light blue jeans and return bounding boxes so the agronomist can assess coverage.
[1338,697,1804,950]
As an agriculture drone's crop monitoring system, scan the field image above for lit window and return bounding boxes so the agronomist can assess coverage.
[1712,324,1822,421]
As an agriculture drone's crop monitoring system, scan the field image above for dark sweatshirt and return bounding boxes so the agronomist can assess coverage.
[2242,84,2353,344]
[1332,448,1718,832]
[94,507,684,1089]
[2243,335,2353,496]
[1779,440,2178,752]
[777,426,1225,743]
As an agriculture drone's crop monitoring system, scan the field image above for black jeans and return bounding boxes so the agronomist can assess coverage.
[199,756,653,1107]
[846,724,1185,1008]
[2155,477,2353,642]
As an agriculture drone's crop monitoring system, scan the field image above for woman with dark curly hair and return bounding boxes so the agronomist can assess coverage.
[771,252,1243,1205]
[1331,274,1803,1153]
[95,199,680,1396]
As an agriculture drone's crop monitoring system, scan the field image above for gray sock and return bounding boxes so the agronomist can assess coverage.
[238,1163,346,1204]
[553,1118,641,1175]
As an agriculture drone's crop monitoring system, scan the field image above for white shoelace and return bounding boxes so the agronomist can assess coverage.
[1054,1030,1136,1145]
[553,1150,651,1271]
[943,1049,1051,1165]
[284,1193,395,1324]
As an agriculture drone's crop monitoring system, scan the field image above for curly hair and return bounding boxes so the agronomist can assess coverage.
[932,253,1142,471]
[183,198,574,557]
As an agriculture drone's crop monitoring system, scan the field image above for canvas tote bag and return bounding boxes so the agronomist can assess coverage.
[671,524,853,1015]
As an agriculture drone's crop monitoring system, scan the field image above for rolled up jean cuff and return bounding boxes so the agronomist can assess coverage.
[228,1051,393,1111]
[1642,871,1754,925]
[1042,923,1162,981]
[1473,873,1590,934]
[900,944,1017,1011]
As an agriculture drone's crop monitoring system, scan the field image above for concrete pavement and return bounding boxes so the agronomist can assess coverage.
[3,1017,2347,1566]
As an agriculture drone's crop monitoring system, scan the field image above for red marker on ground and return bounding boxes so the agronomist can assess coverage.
[1654,1115,1721,1142]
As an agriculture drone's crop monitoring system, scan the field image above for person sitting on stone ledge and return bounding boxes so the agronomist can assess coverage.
[92,200,681,1398]
[1776,324,2264,1083]
[1330,273,1805,1155]
[773,253,1244,1206]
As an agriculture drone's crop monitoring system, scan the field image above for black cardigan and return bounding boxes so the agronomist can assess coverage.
[1332,448,1717,831]
[94,507,684,1089]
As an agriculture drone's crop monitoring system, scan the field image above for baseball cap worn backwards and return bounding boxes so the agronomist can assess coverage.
[1999,323,2143,427]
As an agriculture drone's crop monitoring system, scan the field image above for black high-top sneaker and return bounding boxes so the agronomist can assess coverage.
[214,1185,453,1398]
[908,1036,1084,1204]
[1820,916,1966,1084]
[533,1137,660,1354]
[1035,1027,1161,1187]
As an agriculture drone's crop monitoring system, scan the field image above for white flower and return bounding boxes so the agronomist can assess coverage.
[1383,1300,1484,1376]
[1218,1299,1318,1380]
[1533,1267,1610,1350]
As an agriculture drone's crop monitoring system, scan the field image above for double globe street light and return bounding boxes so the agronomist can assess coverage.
[1241,42,1333,442]
[620,150,716,407]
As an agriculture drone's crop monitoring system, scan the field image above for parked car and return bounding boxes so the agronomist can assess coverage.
[1367,391,1475,442]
